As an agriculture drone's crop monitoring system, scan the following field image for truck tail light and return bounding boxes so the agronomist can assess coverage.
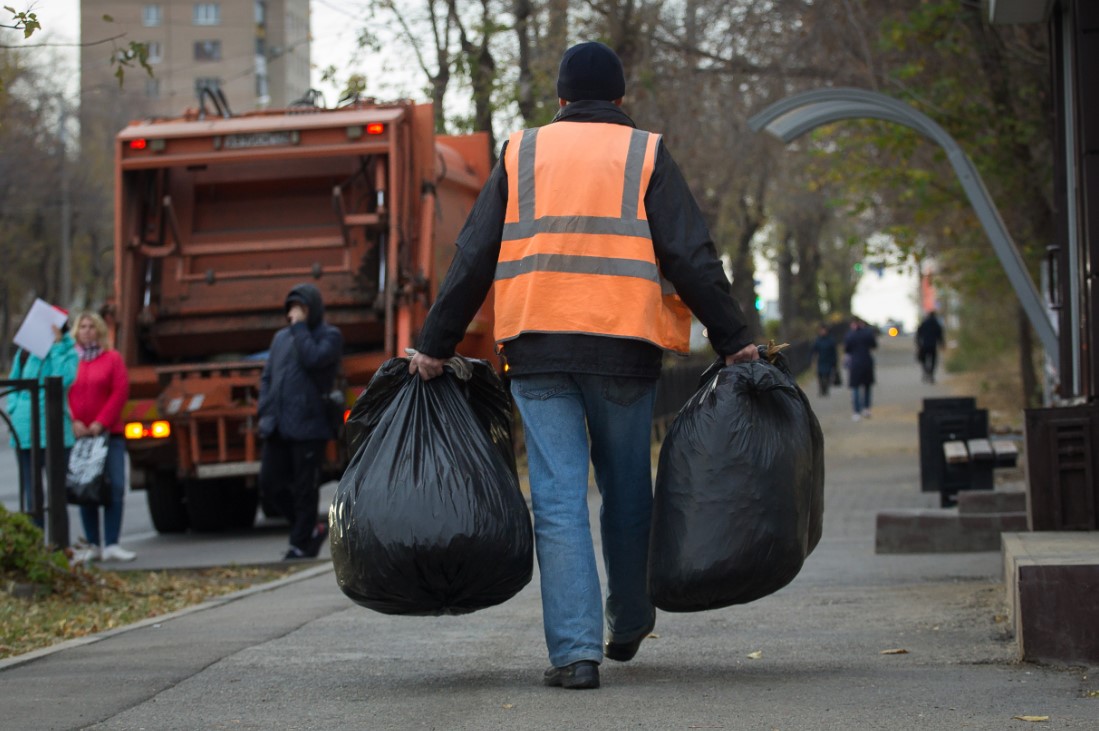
[125,420,172,439]
[127,138,164,151]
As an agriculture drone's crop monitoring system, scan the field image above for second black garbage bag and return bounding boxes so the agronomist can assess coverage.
[331,356,533,615]
[648,352,824,612]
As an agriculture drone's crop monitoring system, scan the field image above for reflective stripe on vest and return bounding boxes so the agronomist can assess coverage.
[495,122,691,352]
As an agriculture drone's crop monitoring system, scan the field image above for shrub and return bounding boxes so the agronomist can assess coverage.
[0,505,71,591]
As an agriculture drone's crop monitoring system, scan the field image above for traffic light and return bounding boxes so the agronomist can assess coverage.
[853,261,864,274]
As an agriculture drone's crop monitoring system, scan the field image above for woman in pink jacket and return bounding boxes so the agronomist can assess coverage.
[68,311,135,562]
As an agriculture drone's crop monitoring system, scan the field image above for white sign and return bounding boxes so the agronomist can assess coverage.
[13,299,69,360]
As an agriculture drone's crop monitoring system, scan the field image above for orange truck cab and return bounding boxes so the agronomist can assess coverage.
[112,100,494,532]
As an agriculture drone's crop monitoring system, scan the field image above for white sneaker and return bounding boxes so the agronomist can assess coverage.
[851,413,861,422]
[861,409,872,418]
[70,546,100,564]
[102,544,137,562]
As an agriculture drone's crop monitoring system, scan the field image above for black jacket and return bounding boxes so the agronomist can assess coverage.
[416,100,752,379]
[916,315,944,352]
[258,283,344,441]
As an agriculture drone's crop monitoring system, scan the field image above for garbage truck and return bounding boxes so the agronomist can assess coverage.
[111,99,495,533]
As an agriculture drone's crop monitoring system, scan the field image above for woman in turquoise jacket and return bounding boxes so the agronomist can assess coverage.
[7,322,78,526]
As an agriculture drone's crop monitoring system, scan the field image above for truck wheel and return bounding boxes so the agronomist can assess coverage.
[227,484,259,530]
[185,478,258,532]
[146,472,190,534]
[184,479,228,532]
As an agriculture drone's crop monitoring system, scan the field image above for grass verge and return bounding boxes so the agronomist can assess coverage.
[0,564,300,660]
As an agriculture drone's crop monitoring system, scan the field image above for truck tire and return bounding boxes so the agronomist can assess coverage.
[184,479,227,532]
[227,484,259,530]
[146,472,190,534]
[185,478,259,532]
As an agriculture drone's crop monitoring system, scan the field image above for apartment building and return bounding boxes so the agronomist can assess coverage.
[80,0,311,119]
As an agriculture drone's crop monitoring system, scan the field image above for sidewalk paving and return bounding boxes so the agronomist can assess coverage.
[2,337,1097,730]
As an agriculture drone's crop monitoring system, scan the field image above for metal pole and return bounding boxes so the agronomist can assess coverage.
[44,376,69,549]
[28,383,43,525]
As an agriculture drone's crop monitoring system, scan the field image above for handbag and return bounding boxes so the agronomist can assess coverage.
[66,435,112,507]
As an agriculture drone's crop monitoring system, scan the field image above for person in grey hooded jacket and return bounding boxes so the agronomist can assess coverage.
[258,283,344,559]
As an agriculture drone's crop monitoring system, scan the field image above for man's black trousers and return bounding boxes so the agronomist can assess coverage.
[259,434,326,551]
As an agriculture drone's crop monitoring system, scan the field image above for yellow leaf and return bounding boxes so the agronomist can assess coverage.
[1012,716,1049,722]
[880,648,908,655]
[746,650,763,660]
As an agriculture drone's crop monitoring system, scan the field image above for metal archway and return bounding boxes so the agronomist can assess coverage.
[748,87,1058,371]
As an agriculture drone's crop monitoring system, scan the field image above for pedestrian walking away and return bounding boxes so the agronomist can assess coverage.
[915,309,945,383]
[257,283,343,560]
[68,311,136,563]
[408,40,759,690]
[843,316,877,421]
[7,311,77,528]
[809,324,839,397]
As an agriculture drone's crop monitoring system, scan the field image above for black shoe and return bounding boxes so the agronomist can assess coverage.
[604,614,656,662]
[304,522,329,558]
[283,546,308,560]
[543,660,600,690]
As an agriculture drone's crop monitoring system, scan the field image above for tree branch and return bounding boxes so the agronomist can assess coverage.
[0,32,127,50]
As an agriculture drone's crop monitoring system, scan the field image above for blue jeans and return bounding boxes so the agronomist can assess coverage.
[79,436,128,547]
[511,373,657,668]
[17,446,72,529]
[851,384,872,414]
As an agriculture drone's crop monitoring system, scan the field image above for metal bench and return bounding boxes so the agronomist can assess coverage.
[941,438,1020,504]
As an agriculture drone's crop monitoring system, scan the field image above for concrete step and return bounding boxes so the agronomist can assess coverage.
[956,489,1026,514]
[1001,531,1099,664]
[875,509,1028,553]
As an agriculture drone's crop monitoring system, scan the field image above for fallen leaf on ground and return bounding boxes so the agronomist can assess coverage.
[880,648,908,655]
[1012,716,1049,722]
[746,650,763,659]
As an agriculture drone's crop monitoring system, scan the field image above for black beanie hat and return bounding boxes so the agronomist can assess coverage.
[556,41,626,102]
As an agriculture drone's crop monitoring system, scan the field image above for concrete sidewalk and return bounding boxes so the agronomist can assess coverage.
[2,338,1097,730]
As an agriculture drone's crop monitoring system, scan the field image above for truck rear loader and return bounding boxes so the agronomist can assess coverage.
[113,100,494,533]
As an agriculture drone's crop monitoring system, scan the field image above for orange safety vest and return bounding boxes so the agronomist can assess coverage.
[495,122,692,353]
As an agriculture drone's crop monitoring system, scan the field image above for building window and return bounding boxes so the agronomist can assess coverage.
[194,40,222,62]
[142,4,162,27]
[146,40,162,64]
[145,78,160,98]
[193,3,221,26]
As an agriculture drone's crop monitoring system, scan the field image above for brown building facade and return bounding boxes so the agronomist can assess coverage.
[80,0,311,119]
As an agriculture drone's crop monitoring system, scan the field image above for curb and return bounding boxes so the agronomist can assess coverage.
[0,562,334,672]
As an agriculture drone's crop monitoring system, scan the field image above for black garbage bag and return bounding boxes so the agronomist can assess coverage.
[648,350,824,612]
[331,356,533,615]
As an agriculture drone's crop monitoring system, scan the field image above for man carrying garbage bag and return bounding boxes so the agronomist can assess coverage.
[409,41,757,690]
